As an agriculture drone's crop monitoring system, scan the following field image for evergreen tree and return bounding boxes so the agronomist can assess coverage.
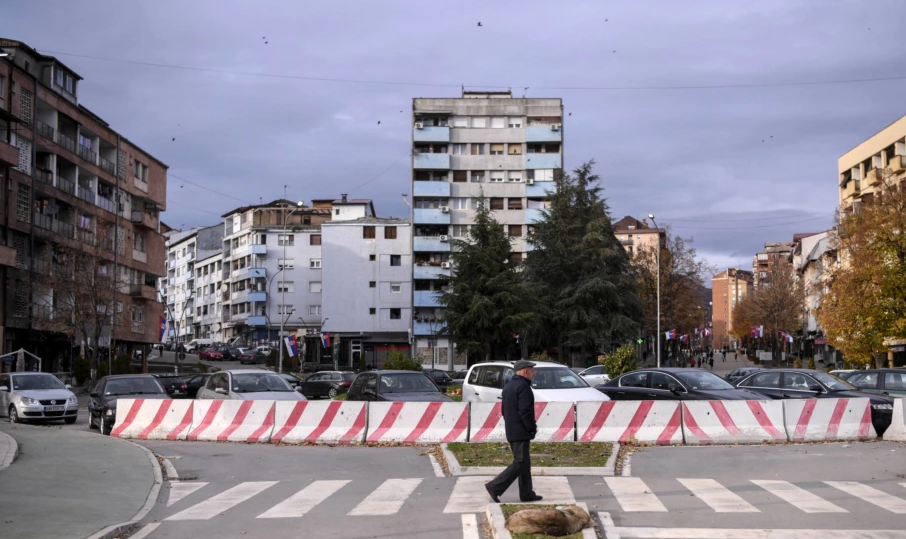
[524,161,642,366]
[439,195,538,364]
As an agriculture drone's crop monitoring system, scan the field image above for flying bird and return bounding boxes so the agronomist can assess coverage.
[568,112,572,116]
[171,137,175,141]
[477,22,482,26]
[377,120,381,125]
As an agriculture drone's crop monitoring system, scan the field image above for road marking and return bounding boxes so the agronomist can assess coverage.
[348,478,422,516]
[257,480,350,519]
[443,476,574,513]
[826,481,906,513]
[461,514,480,539]
[129,523,160,539]
[597,512,621,539]
[613,527,906,538]
[751,479,846,513]
[677,478,758,513]
[428,453,445,478]
[604,477,667,512]
[167,482,209,507]
[166,481,278,520]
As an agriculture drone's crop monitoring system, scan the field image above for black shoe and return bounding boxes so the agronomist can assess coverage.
[485,484,501,503]
[521,494,543,502]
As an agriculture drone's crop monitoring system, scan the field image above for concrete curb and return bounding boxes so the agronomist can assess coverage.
[487,502,596,539]
[441,442,616,476]
[597,511,620,539]
[0,429,19,472]
[83,439,164,539]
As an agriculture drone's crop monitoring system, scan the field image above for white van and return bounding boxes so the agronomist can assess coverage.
[462,361,609,403]
[185,339,214,354]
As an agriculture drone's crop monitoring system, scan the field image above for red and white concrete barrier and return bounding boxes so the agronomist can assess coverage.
[270,401,367,445]
[784,398,876,442]
[111,398,194,441]
[576,401,683,445]
[882,398,906,442]
[682,400,786,444]
[187,400,276,443]
[365,402,469,444]
[470,402,575,442]
[469,402,505,443]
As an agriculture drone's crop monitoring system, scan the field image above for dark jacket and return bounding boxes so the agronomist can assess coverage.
[501,375,536,442]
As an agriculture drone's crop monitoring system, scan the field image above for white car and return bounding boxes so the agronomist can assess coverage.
[462,361,609,403]
[578,365,611,386]
[0,372,79,424]
[196,369,307,401]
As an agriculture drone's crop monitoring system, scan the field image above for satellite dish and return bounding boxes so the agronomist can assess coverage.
[220,284,228,293]
[212,323,221,332]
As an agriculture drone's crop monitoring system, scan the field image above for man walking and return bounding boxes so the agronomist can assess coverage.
[486,360,542,503]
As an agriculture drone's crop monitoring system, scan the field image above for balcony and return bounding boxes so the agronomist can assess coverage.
[232,267,249,280]
[99,155,116,176]
[0,138,16,167]
[57,132,77,154]
[76,227,95,246]
[96,196,116,214]
[414,265,451,279]
[0,245,15,267]
[129,284,158,301]
[525,125,562,143]
[413,153,450,170]
[232,289,249,303]
[57,176,75,196]
[35,169,54,186]
[525,153,562,170]
[525,208,545,224]
[130,210,156,229]
[413,319,445,336]
[249,267,266,278]
[232,244,249,258]
[414,290,442,307]
[248,315,267,326]
[414,208,451,225]
[77,144,97,165]
[248,291,267,302]
[413,236,452,252]
[36,121,55,142]
[413,126,450,143]
[133,249,147,263]
[251,244,267,256]
[620,237,634,246]
[34,213,75,239]
[526,181,556,198]
[413,181,451,197]
[76,185,96,205]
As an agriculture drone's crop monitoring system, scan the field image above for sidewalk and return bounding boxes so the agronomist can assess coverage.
[0,423,158,539]
[0,429,17,471]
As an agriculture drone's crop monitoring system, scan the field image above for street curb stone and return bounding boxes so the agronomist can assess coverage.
[0,429,19,472]
[441,442,617,476]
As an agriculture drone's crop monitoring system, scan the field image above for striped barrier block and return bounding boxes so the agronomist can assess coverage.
[576,401,683,445]
[469,402,575,443]
[882,398,906,442]
[111,398,193,441]
[270,401,367,445]
[682,400,787,444]
[187,400,276,443]
[783,398,876,442]
[365,402,469,444]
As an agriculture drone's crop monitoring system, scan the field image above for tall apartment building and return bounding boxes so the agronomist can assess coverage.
[0,39,166,370]
[752,242,795,288]
[411,91,562,368]
[711,268,754,349]
[839,112,906,210]
[321,217,411,368]
[162,225,224,344]
[612,216,665,259]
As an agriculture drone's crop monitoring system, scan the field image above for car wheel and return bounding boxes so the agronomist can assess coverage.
[64,416,77,425]
[8,405,20,424]
[100,414,112,436]
[328,388,338,399]
[88,410,98,429]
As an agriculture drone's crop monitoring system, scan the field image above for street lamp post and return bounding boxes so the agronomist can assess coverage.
[648,214,661,368]
[276,201,304,374]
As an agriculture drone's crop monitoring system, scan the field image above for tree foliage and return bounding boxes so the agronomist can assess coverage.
[601,344,638,377]
[382,347,423,371]
[524,161,642,365]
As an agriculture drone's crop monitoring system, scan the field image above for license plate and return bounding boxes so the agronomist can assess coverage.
[44,406,64,412]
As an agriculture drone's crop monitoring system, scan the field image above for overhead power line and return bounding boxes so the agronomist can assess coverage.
[659,212,829,223]
[168,172,251,205]
[38,50,906,92]
[668,215,833,231]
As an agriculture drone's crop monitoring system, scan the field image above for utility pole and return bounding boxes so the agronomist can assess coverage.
[649,214,662,368]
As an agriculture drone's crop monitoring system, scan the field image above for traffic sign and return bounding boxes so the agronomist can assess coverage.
[636,338,644,344]
[178,352,186,360]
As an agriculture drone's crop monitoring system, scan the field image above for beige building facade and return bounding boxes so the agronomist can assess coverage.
[838,112,906,209]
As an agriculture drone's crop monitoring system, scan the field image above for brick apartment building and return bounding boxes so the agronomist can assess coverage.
[711,268,753,349]
[612,215,665,259]
[0,39,166,371]
[752,241,795,288]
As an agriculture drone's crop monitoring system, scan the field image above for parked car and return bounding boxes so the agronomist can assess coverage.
[196,370,307,401]
[184,374,212,398]
[829,369,858,380]
[597,368,765,400]
[725,367,764,385]
[239,349,270,364]
[733,369,895,435]
[256,345,274,354]
[840,368,906,398]
[0,372,78,425]
[216,347,243,361]
[185,338,214,354]
[279,373,303,391]
[462,361,609,403]
[88,375,168,435]
[578,365,611,386]
[449,371,467,386]
[346,371,453,402]
[297,371,356,399]
[199,348,224,361]
[424,369,453,390]
[151,374,189,398]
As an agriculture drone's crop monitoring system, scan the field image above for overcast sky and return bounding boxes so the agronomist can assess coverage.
[5,0,903,273]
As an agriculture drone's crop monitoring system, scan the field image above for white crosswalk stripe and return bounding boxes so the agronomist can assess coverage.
[348,478,423,516]
[166,481,278,521]
[751,480,847,513]
[605,477,668,512]
[167,482,209,507]
[257,480,350,519]
[678,478,759,513]
[826,481,906,514]
[443,476,574,513]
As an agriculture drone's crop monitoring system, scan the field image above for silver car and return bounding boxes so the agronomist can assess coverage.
[196,369,307,401]
[0,372,79,424]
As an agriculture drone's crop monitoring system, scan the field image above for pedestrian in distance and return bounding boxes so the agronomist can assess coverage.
[486,360,543,503]
[722,351,726,362]
[709,356,714,370]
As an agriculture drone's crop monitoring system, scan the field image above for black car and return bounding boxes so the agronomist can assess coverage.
[597,368,766,400]
[346,370,453,402]
[297,371,356,399]
[733,369,895,435]
[152,374,189,398]
[220,347,243,361]
[279,373,303,391]
[845,368,906,398]
[88,375,168,435]
[449,371,467,386]
[239,349,270,364]
[424,369,453,390]
[184,374,212,399]
[725,367,764,385]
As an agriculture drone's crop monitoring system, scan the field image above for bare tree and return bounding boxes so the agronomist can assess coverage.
[732,259,805,362]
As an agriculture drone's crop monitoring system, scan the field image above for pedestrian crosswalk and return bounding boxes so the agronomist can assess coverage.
[156,476,906,523]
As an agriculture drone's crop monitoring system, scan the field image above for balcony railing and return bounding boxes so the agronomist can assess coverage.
[99,155,116,175]
[57,132,77,154]
[76,185,96,204]
[96,195,116,214]
[76,227,95,246]
[33,213,75,239]
[35,169,53,186]
[133,249,147,263]
[57,176,75,196]
[37,121,55,141]
[77,144,97,164]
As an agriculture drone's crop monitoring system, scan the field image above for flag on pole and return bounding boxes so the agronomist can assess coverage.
[680,334,688,342]
[777,330,793,343]
[694,328,700,336]
[284,336,298,357]
[751,325,764,338]
[512,333,521,343]
[159,316,166,341]
[665,329,677,340]
[321,332,331,349]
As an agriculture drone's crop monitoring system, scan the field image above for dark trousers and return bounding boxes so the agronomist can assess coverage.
[486,440,534,500]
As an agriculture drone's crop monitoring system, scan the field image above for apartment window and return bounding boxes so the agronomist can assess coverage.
[471,172,485,183]
[384,226,397,239]
[310,234,321,246]
[471,143,485,155]
[491,117,506,128]
[309,281,322,293]
[451,225,470,237]
[278,259,295,270]
[278,281,295,293]
[508,118,523,128]
[390,283,402,293]
[508,198,523,210]
[390,255,401,266]
[472,117,487,128]
[134,233,146,253]
[453,171,467,183]
[508,144,522,155]
[277,304,294,315]
[489,172,505,183]
[363,226,376,239]
[0,75,5,100]
[369,254,376,261]
[452,198,470,210]
[490,143,504,156]
[132,307,145,323]
[309,305,321,316]
[310,258,322,269]
[451,117,469,128]
[134,162,147,181]
[490,198,504,210]
[452,143,468,154]
[369,281,376,288]
[369,308,376,315]
[278,234,294,246]
[545,143,561,153]
[508,225,523,237]
[508,171,523,183]
[390,308,402,320]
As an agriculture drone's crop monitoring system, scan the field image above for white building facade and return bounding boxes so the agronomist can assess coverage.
[162,225,224,343]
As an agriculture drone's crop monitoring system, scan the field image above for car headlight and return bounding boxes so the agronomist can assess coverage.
[67,396,78,405]
[105,409,115,416]
[20,397,38,405]
[872,404,893,411]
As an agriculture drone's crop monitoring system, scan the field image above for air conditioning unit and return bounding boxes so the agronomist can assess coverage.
[526,178,535,185]
[439,235,450,242]
[415,122,424,129]
[551,124,561,131]
[441,262,452,269]
[440,206,450,213]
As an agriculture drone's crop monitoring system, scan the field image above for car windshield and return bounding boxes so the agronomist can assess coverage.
[105,378,166,395]
[428,371,448,380]
[232,373,293,393]
[380,373,438,393]
[812,372,855,391]
[12,374,65,391]
[676,371,735,390]
[156,377,182,384]
[531,368,589,389]
[342,373,357,382]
